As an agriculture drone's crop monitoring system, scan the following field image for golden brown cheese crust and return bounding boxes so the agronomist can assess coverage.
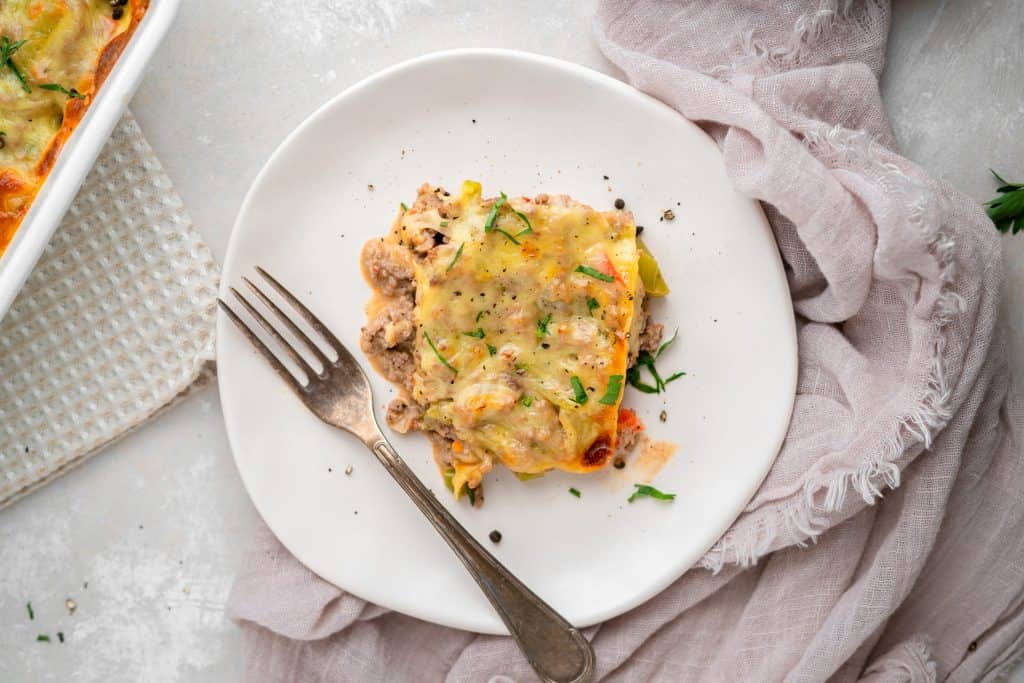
[361,181,642,495]
[0,0,149,255]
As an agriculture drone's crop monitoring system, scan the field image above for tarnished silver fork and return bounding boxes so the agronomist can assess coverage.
[219,267,594,683]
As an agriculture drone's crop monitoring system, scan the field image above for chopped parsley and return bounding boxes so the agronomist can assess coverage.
[575,265,615,282]
[597,375,624,405]
[491,227,520,245]
[520,395,533,407]
[400,202,409,211]
[570,376,588,404]
[36,634,50,642]
[627,329,684,394]
[476,310,488,323]
[446,243,465,271]
[482,193,521,244]
[466,486,477,506]
[628,483,676,503]
[536,312,553,339]
[463,328,485,339]
[483,193,507,231]
[569,487,581,498]
[513,209,533,236]
[486,344,497,356]
[40,83,84,99]
[423,331,457,374]
[1,37,30,93]
[586,297,600,315]
[26,602,34,620]
[440,220,450,227]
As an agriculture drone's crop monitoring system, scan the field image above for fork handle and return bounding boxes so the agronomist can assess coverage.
[369,437,595,683]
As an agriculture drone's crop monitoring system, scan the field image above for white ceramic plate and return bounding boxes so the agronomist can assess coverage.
[218,49,797,634]
[0,0,181,322]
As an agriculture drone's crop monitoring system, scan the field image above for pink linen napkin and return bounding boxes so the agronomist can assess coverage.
[228,1,1024,680]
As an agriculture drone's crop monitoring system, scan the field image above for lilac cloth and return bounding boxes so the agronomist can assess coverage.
[227,2,1024,680]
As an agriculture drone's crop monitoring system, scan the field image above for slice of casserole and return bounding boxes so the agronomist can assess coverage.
[0,0,149,255]
[361,181,663,503]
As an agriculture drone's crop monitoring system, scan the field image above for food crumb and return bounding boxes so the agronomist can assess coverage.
[183,585,190,595]
[614,198,626,210]
[57,632,64,644]
[613,458,626,470]
[65,598,76,615]
[367,184,375,191]
[345,465,354,476]
[602,175,609,180]
[659,410,668,422]
[661,209,676,221]
[489,530,502,543]
[471,118,477,124]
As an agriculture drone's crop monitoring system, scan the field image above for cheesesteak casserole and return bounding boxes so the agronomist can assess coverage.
[0,0,148,255]
[361,181,669,504]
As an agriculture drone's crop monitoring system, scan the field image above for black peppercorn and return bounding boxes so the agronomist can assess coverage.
[112,6,124,19]
[613,458,626,469]
[614,198,625,210]
[488,530,502,543]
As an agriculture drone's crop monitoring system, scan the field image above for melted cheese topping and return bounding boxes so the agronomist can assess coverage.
[384,181,641,492]
[0,0,148,254]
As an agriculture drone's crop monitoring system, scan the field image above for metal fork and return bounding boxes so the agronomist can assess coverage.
[219,267,595,683]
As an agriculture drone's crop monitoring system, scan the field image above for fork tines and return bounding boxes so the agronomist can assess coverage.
[218,267,341,391]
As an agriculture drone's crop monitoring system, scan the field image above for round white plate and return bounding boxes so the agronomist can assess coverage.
[218,49,797,634]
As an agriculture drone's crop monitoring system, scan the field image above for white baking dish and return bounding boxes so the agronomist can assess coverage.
[0,0,182,321]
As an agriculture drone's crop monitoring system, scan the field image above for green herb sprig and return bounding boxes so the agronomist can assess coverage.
[628,483,676,503]
[987,170,1024,234]
[1,37,30,93]
[446,243,465,271]
[536,312,552,339]
[627,330,685,394]
[40,83,84,99]
[423,331,457,374]
[570,375,588,404]
[597,374,624,406]
[569,487,581,498]
[575,265,615,282]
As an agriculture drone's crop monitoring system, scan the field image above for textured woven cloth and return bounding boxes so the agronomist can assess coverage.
[227,2,1024,680]
[0,113,219,508]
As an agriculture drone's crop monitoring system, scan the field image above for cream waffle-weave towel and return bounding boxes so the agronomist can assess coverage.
[0,112,219,508]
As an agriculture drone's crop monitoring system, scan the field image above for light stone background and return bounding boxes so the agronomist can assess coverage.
[1,1,1022,681]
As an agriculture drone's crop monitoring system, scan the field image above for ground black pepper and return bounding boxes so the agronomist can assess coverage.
[488,530,502,543]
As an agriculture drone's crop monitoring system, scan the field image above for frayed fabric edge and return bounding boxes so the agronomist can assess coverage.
[701,124,963,574]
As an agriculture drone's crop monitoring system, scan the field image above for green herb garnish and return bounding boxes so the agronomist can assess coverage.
[626,365,659,394]
[486,344,497,356]
[515,471,545,481]
[586,297,599,315]
[520,395,533,407]
[400,202,409,211]
[463,328,485,339]
[483,193,507,232]
[570,376,588,404]
[513,209,533,236]
[446,243,465,271]
[987,170,1024,234]
[36,634,50,642]
[628,483,676,503]
[491,227,520,245]
[569,487,581,498]
[26,602,34,620]
[514,361,529,372]
[627,329,684,394]
[476,310,488,323]
[423,331,456,374]
[1,37,30,93]
[598,375,624,405]
[575,265,615,282]
[536,313,552,339]
[466,486,477,506]
[40,83,84,99]
[440,220,449,227]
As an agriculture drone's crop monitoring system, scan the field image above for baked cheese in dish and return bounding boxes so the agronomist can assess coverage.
[0,0,148,255]
[361,182,665,503]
